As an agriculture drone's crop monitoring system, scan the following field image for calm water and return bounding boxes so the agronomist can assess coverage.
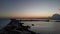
[22,21,60,34]
[0,19,60,34]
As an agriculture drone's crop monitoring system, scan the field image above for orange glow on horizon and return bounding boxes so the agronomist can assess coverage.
[9,13,52,18]
[0,12,53,18]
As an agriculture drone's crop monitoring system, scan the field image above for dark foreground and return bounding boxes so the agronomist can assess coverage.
[0,19,37,34]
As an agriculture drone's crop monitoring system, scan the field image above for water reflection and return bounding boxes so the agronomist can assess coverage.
[22,21,60,34]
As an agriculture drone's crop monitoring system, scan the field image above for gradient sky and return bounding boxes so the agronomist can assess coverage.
[0,0,60,18]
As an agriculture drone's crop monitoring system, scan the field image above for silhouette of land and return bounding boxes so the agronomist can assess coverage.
[49,14,60,22]
[0,18,37,34]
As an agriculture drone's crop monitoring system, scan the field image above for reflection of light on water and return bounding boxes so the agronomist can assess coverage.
[22,21,54,28]
[30,22,54,33]
[22,21,60,33]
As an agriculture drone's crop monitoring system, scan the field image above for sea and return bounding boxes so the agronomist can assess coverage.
[0,18,60,34]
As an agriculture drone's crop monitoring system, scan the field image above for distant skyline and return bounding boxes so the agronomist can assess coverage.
[0,0,60,18]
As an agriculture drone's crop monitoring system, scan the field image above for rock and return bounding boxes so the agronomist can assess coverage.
[0,18,36,34]
[52,14,60,20]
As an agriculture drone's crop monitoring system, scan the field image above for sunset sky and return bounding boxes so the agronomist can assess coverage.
[0,0,60,18]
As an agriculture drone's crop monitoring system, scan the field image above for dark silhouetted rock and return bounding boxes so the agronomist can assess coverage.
[52,14,60,20]
[32,24,34,26]
[0,18,36,34]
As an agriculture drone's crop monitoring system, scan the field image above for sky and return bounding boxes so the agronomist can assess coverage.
[0,0,60,18]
